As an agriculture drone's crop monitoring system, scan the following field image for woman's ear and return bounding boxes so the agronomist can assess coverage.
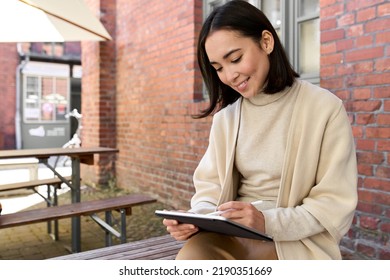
[260,30,274,55]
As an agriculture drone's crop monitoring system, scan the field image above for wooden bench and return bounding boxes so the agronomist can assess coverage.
[0,176,72,201]
[0,176,73,238]
[0,194,156,249]
[49,234,184,260]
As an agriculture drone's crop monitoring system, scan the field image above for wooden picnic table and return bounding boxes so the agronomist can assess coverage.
[0,147,119,252]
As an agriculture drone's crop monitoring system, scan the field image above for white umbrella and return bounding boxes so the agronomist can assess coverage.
[0,0,112,42]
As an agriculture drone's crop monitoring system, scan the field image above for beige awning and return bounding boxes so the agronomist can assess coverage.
[0,0,112,42]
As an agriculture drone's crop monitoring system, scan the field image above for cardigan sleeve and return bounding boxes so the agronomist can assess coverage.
[190,119,223,214]
[301,102,358,241]
[263,99,357,242]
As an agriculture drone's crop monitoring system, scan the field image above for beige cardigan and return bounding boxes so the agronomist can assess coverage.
[190,80,358,259]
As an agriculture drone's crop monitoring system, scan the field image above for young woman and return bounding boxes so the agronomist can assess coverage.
[163,0,357,260]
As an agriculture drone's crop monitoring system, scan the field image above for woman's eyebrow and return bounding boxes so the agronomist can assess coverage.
[210,48,241,65]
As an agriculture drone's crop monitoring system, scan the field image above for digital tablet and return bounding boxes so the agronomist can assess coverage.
[155,210,273,241]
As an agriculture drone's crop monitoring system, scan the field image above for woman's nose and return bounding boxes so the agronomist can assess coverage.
[225,68,239,84]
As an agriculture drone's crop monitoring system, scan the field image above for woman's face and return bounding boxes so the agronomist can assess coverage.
[205,29,272,98]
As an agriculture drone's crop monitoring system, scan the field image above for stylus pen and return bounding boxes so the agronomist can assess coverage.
[206,200,264,216]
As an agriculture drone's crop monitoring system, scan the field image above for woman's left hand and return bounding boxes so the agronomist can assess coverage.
[217,201,266,233]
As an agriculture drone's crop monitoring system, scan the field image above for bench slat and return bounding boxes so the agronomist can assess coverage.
[0,194,156,228]
[92,239,183,260]
[50,235,184,260]
[51,235,177,259]
[0,176,72,192]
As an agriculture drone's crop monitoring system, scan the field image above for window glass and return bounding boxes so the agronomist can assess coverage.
[299,0,320,17]
[25,76,40,121]
[24,75,69,122]
[299,18,320,74]
[261,0,281,36]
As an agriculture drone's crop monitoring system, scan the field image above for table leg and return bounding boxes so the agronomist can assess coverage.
[71,157,81,253]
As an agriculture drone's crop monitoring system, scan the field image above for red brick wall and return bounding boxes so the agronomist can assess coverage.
[0,44,17,149]
[114,0,209,209]
[81,0,118,185]
[320,0,389,259]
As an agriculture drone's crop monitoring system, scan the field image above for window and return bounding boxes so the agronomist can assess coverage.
[296,0,320,82]
[203,0,320,85]
[22,62,70,123]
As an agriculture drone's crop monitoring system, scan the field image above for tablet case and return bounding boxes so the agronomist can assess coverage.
[155,210,273,241]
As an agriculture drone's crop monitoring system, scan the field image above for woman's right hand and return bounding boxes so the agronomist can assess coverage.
[163,218,199,241]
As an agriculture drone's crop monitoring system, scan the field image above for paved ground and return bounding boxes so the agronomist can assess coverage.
[0,165,168,260]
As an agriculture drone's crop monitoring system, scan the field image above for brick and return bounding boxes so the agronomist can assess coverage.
[357,201,383,215]
[356,113,375,125]
[357,151,384,164]
[353,61,374,73]
[352,125,364,138]
[380,222,390,233]
[345,46,384,62]
[321,3,344,17]
[360,215,380,230]
[347,0,385,12]
[356,35,374,48]
[364,178,390,192]
[339,13,356,26]
[357,189,374,203]
[356,242,376,258]
[357,163,374,176]
[356,7,376,22]
[321,42,337,54]
[375,190,390,204]
[351,100,382,112]
[320,18,337,30]
[320,65,336,76]
[375,58,390,72]
[365,18,390,33]
[321,28,345,43]
[366,127,390,139]
[346,24,364,37]
[347,72,390,86]
[379,248,390,260]
[335,90,350,100]
[320,0,337,8]
[353,88,372,100]
[378,2,390,16]
[377,114,390,125]
[321,77,344,89]
[376,31,390,44]
[336,64,354,75]
[385,100,390,111]
[321,52,343,65]
[336,39,354,51]
[377,140,390,151]
[376,166,390,179]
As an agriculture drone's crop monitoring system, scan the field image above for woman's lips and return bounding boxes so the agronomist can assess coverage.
[237,78,249,92]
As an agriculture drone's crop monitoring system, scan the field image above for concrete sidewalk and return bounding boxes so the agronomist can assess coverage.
[0,164,167,260]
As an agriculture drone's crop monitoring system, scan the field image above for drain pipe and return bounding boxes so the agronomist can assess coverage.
[15,43,29,149]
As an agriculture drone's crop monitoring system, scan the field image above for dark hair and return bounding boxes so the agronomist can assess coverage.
[195,0,299,118]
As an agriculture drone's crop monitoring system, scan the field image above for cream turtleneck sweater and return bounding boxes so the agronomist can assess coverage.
[235,83,324,238]
[236,85,295,207]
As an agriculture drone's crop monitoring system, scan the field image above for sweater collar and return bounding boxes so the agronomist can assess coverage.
[246,84,293,106]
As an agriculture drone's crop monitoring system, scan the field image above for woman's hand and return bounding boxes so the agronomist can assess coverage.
[163,217,199,241]
[218,201,266,233]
